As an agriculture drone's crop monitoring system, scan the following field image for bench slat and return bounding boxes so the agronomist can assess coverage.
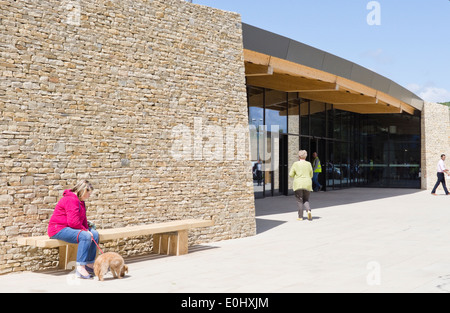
[18,236,77,248]
[17,235,48,247]
[17,219,214,248]
[37,239,77,248]
[98,219,214,241]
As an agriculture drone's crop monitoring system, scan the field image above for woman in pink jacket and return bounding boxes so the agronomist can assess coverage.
[48,180,99,279]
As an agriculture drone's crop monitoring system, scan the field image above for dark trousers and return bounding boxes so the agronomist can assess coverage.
[431,172,449,195]
[294,189,311,218]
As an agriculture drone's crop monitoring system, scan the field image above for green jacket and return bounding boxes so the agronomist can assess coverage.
[289,160,313,192]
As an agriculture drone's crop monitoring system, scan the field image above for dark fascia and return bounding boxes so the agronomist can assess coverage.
[242,23,424,111]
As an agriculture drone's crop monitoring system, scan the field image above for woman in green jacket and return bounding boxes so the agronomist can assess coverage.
[289,150,313,221]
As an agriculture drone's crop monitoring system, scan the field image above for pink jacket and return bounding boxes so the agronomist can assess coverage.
[47,190,88,237]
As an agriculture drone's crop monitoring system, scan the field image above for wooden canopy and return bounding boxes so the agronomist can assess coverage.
[244,49,416,115]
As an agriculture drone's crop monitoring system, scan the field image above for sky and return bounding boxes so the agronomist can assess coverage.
[192,0,450,103]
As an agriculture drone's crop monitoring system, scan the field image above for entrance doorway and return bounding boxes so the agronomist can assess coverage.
[276,136,328,197]
[310,138,326,191]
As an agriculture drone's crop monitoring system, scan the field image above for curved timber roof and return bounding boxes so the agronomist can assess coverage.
[242,23,424,114]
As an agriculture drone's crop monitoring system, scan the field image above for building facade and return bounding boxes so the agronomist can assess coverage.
[0,0,448,274]
[242,24,427,198]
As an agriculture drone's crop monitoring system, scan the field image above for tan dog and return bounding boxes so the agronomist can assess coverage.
[94,252,128,281]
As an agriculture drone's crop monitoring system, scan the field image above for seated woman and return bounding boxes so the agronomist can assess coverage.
[47,180,99,279]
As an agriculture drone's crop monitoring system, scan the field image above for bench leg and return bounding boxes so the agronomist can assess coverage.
[153,230,188,256]
[59,245,78,270]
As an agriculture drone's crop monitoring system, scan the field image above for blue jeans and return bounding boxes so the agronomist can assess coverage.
[51,227,99,266]
[312,172,322,191]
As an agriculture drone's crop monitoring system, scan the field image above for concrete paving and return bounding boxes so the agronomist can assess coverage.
[1,188,450,293]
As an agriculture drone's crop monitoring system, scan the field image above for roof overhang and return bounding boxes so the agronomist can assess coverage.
[243,24,424,115]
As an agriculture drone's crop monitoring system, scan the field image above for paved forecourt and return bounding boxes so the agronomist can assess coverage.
[1,188,450,293]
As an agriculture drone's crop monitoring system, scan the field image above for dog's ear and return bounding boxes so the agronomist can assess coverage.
[121,265,128,277]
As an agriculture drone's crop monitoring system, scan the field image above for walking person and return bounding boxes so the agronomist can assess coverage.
[256,159,263,186]
[431,154,449,195]
[47,180,99,279]
[289,150,313,221]
[312,152,323,192]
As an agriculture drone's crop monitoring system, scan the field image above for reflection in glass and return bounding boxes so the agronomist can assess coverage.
[248,86,264,198]
[265,90,287,134]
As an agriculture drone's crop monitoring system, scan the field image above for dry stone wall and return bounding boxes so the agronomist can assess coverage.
[421,101,450,191]
[0,0,256,274]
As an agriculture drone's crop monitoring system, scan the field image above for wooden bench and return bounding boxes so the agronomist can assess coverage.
[17,219,214,270]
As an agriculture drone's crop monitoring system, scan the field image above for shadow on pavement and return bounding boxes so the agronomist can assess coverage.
[255,218,286,234]
[35,245,219,275]
[255,188,422,217]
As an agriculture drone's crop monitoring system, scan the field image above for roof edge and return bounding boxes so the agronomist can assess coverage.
[242,23,424,111]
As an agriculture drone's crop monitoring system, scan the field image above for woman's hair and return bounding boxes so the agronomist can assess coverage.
[71,180,94,200]
[298,150,308,160]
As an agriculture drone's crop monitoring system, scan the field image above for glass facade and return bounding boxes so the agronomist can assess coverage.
[248,86,421,198]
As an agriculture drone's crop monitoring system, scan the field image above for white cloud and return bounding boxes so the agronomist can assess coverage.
[407,84,450,103]
[360,48,394,65]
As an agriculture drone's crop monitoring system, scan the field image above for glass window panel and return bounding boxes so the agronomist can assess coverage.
[327,105,334,139]
[265,89,287,134]
[333,110,342,139]
[248,86,264,197]
[248,86,264,126]
[300,99,309,136]
[327,141,336,189]
[340,142,350,187]
[263,129,273,197]
[300,137,310,158]
[310,101,326,138]
[341,111,352,141]
[262,129,281,197]
[276,134,289,196]
[333,142,343,188]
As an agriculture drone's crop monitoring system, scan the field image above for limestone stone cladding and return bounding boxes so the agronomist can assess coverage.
[0,0,256,274]
[421,102,450,191]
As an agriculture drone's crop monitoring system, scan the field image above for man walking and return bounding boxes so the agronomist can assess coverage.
[312,152,322,192]
[431,154,449,195]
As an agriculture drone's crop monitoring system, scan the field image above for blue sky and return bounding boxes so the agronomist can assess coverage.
[192,0,450,103]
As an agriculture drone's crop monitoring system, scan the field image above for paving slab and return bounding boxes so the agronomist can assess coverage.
[1,188,449,293]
